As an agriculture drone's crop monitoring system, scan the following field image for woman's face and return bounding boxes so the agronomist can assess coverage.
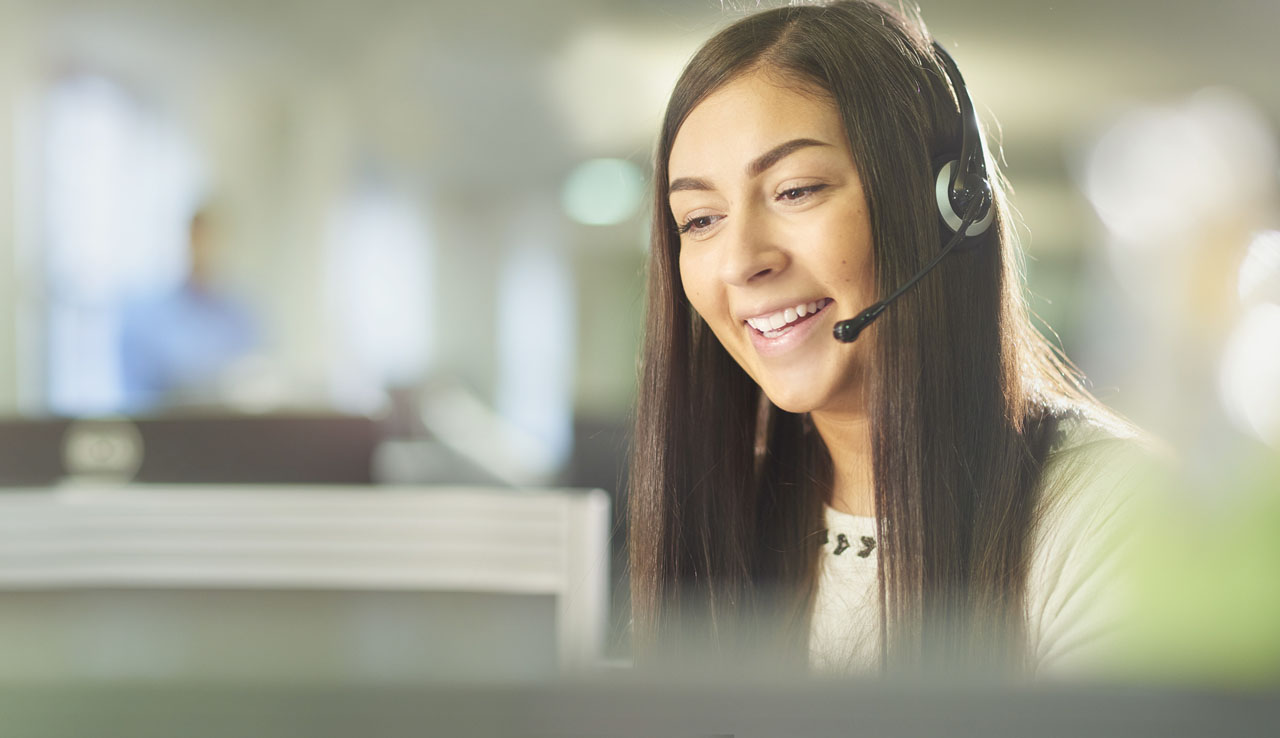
[669,71,876,414]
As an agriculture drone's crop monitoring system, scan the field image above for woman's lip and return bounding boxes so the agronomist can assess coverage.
[745,300,833,357]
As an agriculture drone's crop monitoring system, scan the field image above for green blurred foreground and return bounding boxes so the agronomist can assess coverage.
[1116,446,1280,685]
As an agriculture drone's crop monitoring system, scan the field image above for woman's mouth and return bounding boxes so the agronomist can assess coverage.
[745,297,833,338]
[743,298,834,357]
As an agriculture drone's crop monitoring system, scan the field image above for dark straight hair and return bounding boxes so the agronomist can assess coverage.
[629,0,1108,672]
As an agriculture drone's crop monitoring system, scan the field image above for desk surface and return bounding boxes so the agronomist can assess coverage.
[0,673,1273,738]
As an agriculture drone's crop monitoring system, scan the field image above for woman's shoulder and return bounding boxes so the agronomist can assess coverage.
[1039,409,1164,505]
[1046,406,1149,454]
[1026,408,1167,677]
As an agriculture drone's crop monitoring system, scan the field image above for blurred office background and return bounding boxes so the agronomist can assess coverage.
[0,0,1276,681]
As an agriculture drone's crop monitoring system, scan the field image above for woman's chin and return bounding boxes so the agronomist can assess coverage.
[760,387,823,415]
[758,373,864,416]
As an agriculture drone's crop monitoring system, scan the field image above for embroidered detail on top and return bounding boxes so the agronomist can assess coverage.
[819,528,830,546]
[856,535,876,558]
[833,533,850,555]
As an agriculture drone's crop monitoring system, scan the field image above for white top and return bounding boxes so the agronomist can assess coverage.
[809,415,1150,677]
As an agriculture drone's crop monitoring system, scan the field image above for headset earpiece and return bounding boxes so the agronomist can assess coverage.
[934,157,993,242]
[931,44,994,248]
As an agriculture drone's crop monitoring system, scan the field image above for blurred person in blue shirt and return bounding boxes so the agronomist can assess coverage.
[119,207,259,412]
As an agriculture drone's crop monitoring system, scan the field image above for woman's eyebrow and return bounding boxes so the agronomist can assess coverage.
[668,138,833,193]
[669,176,713,193]
[747,137,831,178]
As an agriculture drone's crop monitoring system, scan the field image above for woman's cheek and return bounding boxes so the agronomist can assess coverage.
[679,257,714,317]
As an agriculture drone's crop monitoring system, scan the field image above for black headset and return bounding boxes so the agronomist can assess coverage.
[832,43,994,344]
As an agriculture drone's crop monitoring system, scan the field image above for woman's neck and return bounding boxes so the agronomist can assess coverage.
[809,410,875,518]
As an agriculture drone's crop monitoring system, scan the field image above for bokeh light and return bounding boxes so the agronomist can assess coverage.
[1083,89,1275,251]
[1219,302,1280,446]
[1238,230,1280,303]
[561,158,645,226]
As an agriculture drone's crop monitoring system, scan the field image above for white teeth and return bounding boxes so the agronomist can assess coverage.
[746,298,831,335]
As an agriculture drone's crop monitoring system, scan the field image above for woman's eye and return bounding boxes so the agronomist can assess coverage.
[777,184,827,202]
[677,214,722,235]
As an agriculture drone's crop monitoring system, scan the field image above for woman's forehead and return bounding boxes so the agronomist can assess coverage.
[668,73,848,181]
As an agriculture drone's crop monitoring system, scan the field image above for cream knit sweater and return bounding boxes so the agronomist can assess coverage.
[809,415,1149,677]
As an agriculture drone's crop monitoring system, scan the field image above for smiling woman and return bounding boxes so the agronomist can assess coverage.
[629,0,1153,676]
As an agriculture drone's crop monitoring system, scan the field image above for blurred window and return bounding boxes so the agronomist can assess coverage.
[325,182,433,411]
[496,237,574,474]
[40,74,201,415]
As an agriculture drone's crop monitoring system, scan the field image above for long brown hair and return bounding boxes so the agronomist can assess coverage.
[629,0,1107,672]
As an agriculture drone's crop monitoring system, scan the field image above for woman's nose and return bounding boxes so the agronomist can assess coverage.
[717,210,788,286]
